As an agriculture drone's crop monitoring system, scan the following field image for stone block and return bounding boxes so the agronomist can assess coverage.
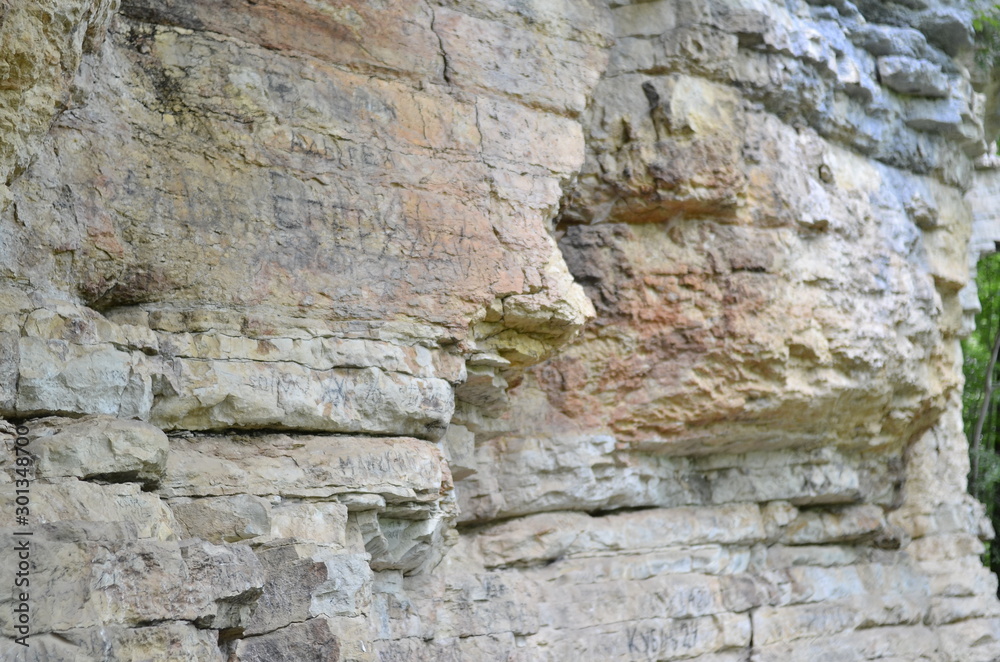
[375,632,516,662]
[161,434,451,505]
[170,494,272,543]
[152,359,455,440]
[0,332,18,412]
[120,0,443,80]
[776,504,887,545]
[937,618,1000,662]
[851,24,928,58]
[433,5,608,115]
[0,532,263,635]
[0,480,176,540]
[58,622,225,662]
[237,617,341,662]
[917,7,973,56]
[440,423,477,481]
[536,612,751,661]
[15,337,153,419]
[878,56,949,98]
[179,540,266,629]
[244,541,372,635]
[752,596,924,647]
[751,625,942,661]
[269,500,349,547]
[23,415,168,485]
[477,511,591,567]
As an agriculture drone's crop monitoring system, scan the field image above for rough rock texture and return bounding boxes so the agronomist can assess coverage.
[2,0,1000,660]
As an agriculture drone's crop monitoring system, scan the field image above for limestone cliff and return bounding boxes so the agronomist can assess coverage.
[1,0,999,660]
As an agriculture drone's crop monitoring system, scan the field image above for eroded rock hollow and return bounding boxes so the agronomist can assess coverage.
[2,0,1000,660]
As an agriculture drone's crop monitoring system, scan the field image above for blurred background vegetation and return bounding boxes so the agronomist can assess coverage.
[964,252,1000,581]
[966,2,1000,586]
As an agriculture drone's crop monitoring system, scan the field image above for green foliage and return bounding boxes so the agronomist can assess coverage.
[974,8,1000,33]
[975,4,1000,69]
[963,252,1000,575]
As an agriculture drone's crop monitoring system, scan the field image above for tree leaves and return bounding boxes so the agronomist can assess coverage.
[963,252,1000,578]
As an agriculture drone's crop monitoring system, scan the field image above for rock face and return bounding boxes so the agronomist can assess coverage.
[1,0,999,660]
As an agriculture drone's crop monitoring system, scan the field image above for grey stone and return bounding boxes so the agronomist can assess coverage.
[268,500,349,547]
[237,618,341,662]
[15,337,153,419]
[0,481,177,540]
[440,423,477,481]
[906,96,970,138]
[850,24,928,58]
[179,540,265,630]
[918,7,974,56]
[152,360,455,441]
[244,541,372,635]
[56,623,225,662]
[0,0,998,660]
[0,534,263,635]
[878,55,949,97]
[25,415,168,485]
[170,494,272,543]
[0,332,18,411]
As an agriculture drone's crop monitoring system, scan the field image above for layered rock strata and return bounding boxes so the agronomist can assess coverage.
[1,0,1000,660]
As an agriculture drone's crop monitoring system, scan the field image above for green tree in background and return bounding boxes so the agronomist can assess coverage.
[975,3,1000,75]
[964,252,1000,577]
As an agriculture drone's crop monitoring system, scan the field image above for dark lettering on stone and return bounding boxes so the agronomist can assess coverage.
[321,375,348,404]
[626,626,640,654]
[271,192,299,229]
[361,144,381,167]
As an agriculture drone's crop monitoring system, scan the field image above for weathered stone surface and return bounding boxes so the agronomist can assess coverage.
[161,434,451,506]
[0,529,263,636]
[60,623,225,662]
[17,415,168,484]
[170,494,271,543]
[0,624,224,662]
[178,540,265,629]
[878,55,950,98]
[471,504,764,569]
[751,625,944,662]
[0,307,158,419]
[771,504,889,545]
[432,3,610,115]
[0,480,176,540]
[4,2,597,357]
[0,0,117,186]
[152,359,456,440]
[1,0,999,660]
[553,137,960,454]
[268,500,350,547]
[156,331,467,383]
[237,617,341,662]
[244,541,371,636]
[118,0,443,81]
[359,511,455,574]
[439,423,477,481]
